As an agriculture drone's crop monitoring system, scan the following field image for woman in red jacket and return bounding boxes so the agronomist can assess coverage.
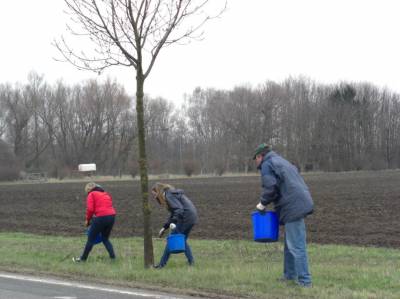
[73,182,116,262]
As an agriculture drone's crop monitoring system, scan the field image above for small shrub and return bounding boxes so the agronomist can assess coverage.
[0,168,19,181]
[149,159,162,174]
[214,161,226,176]
[183,160,197,177]
[304,163,314,172]
[127,159,138,178]
[57,166,71,180]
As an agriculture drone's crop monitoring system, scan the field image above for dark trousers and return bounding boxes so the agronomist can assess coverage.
[81,215,116,260]
[158,223,194,267]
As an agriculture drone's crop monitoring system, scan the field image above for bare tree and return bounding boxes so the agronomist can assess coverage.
[24,72,54,170]
[145,97,174,173]
[0,139,19,181]
[0,96,6,139]
[0,84,31,162]
[3,72,400,178]
[185,88,227,173]
[55,0,226,267]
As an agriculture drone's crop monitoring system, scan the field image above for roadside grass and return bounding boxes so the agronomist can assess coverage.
[0,233,398,299]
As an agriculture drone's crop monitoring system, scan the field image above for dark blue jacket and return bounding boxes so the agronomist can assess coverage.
[163,189,198,231]
[259,151,314,224]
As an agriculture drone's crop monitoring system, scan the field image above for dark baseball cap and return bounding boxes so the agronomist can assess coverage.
[253,143,271,159]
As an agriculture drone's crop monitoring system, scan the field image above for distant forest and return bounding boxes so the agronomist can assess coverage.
[0,72,399,180]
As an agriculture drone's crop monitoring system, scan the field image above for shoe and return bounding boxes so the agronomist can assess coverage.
[296,281,312,288]
[153,264,164,269]
[72,257,84,263]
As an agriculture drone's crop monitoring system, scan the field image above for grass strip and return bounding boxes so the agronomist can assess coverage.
[0,233,398,299]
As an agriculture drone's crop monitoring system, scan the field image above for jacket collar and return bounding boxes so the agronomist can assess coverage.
[257,150,276,170]
[89,186,105,193]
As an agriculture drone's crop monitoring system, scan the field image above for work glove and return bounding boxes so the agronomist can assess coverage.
[158,227,166,238]
[256,202,267,212]
[169,223,176,231]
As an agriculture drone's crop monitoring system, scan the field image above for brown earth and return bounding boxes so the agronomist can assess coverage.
[0,170,399,248]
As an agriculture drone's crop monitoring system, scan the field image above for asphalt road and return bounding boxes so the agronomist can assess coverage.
[0,273,198,299]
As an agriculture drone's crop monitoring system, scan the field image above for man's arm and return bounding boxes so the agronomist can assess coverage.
[259,166,279,206]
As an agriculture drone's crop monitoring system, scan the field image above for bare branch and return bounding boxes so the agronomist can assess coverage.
[56,0,226,76]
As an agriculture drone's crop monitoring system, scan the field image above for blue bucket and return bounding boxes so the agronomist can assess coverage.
[87,226,103,245]
[251,211,279,242]
[167,234,186,254]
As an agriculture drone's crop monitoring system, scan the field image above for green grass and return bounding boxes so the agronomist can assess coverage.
[0,233,398,299]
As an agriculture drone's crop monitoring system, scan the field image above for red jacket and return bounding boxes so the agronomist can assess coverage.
[86,190,116,221]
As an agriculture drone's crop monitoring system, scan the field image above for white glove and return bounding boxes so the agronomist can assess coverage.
[158,227,166,238]
[256,202,266,211]
[169,223,176,230]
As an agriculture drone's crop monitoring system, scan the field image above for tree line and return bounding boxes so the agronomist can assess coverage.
[0,73,399,180]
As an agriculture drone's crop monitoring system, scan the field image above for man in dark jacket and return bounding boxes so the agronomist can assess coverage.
[152,183,198,269]
[254,143,313,287]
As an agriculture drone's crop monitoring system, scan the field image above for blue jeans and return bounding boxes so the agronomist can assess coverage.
[158,223,194,267]
[283,218,312,285]
[81,215,116,260]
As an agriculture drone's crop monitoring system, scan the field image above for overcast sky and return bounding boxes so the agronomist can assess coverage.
[1,0,400,106]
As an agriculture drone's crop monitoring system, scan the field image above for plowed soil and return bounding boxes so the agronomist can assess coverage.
[0,170,399,248]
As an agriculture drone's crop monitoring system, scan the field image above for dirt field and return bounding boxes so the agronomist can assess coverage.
[0,170,399,248]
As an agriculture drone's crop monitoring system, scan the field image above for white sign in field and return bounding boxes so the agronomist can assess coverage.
[78,163,96,172]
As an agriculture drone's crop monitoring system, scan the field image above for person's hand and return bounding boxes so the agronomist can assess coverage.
[169,223,176,231]
[85,219,90,227]
[158,227,166,238]
[256,202,266,212]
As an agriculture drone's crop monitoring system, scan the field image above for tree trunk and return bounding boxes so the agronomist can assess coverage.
[135,71,154,268]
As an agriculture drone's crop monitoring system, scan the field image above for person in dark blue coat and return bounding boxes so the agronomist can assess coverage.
[151,183,198,269]
[254,143,314,287]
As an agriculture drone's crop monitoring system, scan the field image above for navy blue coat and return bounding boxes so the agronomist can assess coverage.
[163,189,198,231]
[259,151,314,224]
